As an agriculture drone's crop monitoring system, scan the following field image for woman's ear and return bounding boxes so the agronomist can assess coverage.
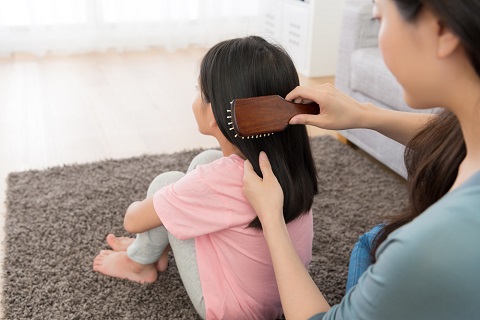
[437,21,461,58]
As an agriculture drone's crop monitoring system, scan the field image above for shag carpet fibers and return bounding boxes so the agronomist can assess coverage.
[3,136,407,319]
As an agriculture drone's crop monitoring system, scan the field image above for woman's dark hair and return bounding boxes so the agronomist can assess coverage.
[200,36,318,229]
[393,0,480,76]
[370,0,477,259]
[371,110,466,259]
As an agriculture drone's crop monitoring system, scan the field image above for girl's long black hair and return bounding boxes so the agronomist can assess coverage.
[200,36,318,229]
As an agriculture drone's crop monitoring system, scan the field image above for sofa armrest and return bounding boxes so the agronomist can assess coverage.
[335,0,380,93]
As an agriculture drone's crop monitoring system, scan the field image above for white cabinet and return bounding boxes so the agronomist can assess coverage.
[260,0,345,77]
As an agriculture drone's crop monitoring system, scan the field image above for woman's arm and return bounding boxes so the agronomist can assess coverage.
[123,197,162,233]
[360,103,434,146]
[262,215,330,319]
[243,152,330,319]
[286,84,435,146]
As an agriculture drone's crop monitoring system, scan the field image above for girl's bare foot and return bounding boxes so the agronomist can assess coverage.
[93,250,157,283]
[155,244,171,272]
[106,234,135,251]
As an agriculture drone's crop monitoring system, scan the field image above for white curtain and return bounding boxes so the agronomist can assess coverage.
[0,0,260,56]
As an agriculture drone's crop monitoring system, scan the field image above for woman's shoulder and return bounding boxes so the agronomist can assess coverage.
[422,170,480,223]
[394,171,480,238]
[378,175,480,263]
[325,173,480,320]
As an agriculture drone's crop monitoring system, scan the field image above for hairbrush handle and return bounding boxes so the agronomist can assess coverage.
[231,95,320,137]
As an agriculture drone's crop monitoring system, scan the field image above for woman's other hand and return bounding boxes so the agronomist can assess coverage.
[243,151,284,229]
[286,83,369,130]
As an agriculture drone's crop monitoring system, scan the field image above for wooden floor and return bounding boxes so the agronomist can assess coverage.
[0,48,335,315]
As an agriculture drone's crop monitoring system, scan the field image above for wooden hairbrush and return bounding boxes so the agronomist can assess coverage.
[229,95,319,137]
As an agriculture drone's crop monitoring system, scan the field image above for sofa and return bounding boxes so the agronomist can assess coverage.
[334,0,434,178]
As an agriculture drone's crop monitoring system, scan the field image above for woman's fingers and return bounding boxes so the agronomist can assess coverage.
[286,83,334,102]
[243,152,284,224]
[286,83,367,130]
[286,85,317,102]
[243,153,276,185]
[258,151,273,178]
[243,159,261,182]
[289,114,317,125]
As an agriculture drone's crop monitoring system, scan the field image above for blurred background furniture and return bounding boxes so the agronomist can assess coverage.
[335,0,435,178]
[259,0,345,77]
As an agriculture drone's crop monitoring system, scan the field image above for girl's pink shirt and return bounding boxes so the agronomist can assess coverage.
[153,154,313,320]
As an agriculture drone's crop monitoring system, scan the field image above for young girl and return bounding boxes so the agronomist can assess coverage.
[93,35,318,319]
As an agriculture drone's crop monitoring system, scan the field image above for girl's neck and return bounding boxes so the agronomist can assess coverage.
[217,135,245,159]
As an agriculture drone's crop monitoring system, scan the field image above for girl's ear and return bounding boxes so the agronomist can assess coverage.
[207,103,218,128]
[437,21,461,58]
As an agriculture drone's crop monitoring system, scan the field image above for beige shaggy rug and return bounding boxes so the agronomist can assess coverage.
[3,136,407,319]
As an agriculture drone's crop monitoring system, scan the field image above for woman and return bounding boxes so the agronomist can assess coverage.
[243,0,480,319]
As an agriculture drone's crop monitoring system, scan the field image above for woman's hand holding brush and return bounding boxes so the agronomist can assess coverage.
[286,83,436,146]
[286,83,371,130]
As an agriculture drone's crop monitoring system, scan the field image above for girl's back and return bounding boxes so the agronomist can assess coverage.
[155,154,313,318]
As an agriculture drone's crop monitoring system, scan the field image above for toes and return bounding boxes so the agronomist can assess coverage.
[106,234,117,247]
[93,250,112,266]
[106,234,135,251]
[99,249,113,257]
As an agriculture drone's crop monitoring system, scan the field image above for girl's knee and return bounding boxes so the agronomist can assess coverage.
[187,149,223,172]
[147,171,185,197]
